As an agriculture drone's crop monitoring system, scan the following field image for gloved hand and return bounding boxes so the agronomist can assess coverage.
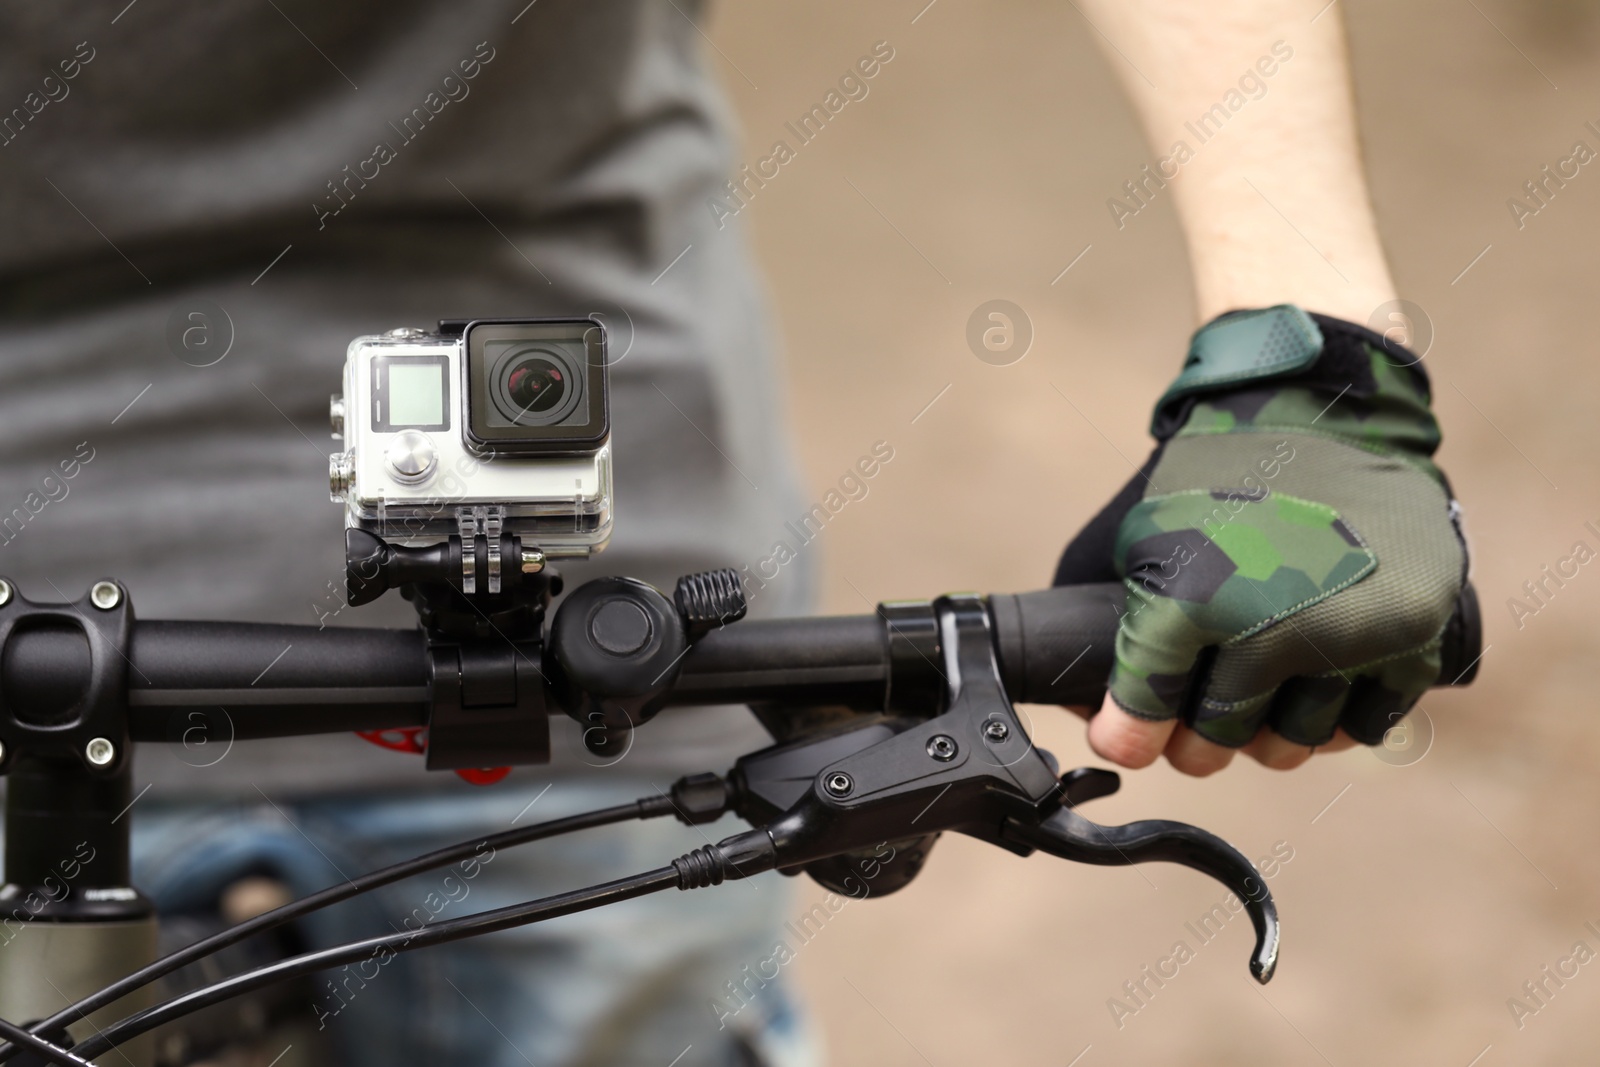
[1055,305,1466,768]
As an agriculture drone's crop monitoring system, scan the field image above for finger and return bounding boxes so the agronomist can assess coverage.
[1188,630,1338,749]
[1087,695,1178,769]
[1316,728,1361,753]
[1164,723,1238,777]
[1339,654,1438,744]
[1190,687,1277,748]
[1241,730,1314,771]
[1268,675,1352,747]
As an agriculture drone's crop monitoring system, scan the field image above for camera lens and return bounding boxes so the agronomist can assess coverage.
[485,343,585,428]
[505,357,566,415]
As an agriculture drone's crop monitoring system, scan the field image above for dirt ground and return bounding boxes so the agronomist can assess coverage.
[705,1,1600,1064]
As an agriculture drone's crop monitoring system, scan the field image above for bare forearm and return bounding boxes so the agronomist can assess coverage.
[1079,0,1395,324]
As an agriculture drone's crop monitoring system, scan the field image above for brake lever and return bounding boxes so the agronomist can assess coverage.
[700,595,1280,983]
[1002,776,1279,983]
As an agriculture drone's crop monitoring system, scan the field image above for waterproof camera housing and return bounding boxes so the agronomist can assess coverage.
[330,317,611,557]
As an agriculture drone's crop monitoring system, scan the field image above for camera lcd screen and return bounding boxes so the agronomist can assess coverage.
[372,354,450,432]
[389,364,445,426]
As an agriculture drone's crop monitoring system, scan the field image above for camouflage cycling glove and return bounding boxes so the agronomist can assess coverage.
[1054,305,1467,747]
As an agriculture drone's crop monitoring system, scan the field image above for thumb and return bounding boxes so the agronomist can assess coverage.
[1087,695,1175,769]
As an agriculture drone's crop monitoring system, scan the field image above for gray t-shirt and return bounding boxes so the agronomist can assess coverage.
[0,0,810,791]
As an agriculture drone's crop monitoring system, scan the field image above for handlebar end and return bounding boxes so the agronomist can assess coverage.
[1440,581,1483,686]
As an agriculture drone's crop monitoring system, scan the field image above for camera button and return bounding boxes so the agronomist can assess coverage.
[385,429,437,484]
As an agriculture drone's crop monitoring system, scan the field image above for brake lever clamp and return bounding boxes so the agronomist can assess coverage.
[677,594,1280,982]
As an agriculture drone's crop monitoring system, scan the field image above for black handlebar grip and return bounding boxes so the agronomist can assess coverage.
[988,585,1122,707]
[989,581,1483,707]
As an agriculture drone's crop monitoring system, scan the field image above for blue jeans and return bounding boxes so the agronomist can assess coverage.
[132,778,819,1067]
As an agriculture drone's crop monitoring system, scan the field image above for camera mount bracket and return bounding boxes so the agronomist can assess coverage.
[456,505,508,595]
[344,526,563,771]
[343,528,551,617]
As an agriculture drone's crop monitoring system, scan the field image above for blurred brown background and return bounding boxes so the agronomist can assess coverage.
[704,1,1600,1064]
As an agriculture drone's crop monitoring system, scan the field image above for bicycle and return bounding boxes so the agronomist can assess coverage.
[0,525,1480,1063]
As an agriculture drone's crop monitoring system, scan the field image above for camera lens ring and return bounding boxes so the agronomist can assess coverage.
[487,343,584,428]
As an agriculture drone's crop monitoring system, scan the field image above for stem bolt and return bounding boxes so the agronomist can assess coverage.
[927,734,958,762]
[85,737,116,767]
[0,579,11,607]
[824,772,854,798]
[90,581,121,610]
[983,720,1010,743]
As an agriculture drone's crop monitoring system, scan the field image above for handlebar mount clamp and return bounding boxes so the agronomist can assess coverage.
[0,577,133,777]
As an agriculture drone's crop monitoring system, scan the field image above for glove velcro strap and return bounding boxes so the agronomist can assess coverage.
[1150,305,1432,440]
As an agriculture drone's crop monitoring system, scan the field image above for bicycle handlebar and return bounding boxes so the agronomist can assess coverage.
[123,622,430,739]
[88,580,1482,742]
[0,573,1482,1060]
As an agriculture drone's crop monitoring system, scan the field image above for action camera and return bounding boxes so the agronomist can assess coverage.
[330,317,612,558]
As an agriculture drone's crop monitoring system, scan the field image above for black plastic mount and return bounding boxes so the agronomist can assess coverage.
[425,639,548,771]
[345,524,754,767]
[346,527,560,769]
[345,528,548,616]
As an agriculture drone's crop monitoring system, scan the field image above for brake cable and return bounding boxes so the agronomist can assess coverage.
[0,779,732,1066]
[70,867,686,1062]
[0,1019,88,1067]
